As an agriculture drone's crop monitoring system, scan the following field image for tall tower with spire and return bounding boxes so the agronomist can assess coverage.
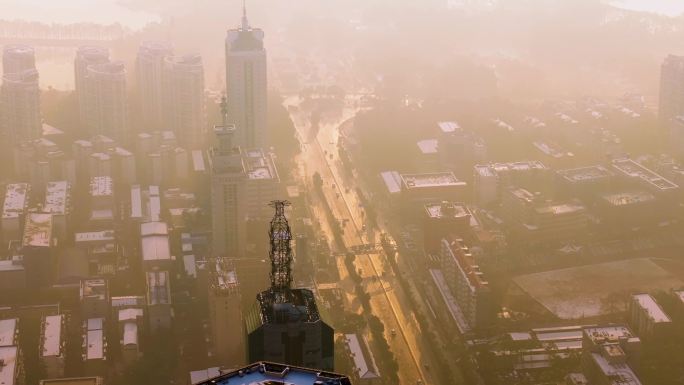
[225,1,268,149]
[245,202,334,371]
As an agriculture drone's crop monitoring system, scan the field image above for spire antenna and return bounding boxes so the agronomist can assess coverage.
[241,0,250,29]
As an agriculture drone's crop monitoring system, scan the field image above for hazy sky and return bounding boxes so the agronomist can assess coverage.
[0,0,683,30]
[611,0,684,16]
[0,0,160,29]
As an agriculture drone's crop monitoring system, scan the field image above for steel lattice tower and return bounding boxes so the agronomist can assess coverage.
[268,200,293,302]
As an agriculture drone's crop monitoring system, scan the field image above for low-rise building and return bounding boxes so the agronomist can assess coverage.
[82,318,106,377]
[40,314,65,378]
[344,334,380,384]
[140,222,172,272]
[581,325,642,385]
[43,181,71,241]
[80,279,109,320]
[39,377,103,385]
[146,270,172,332]
[2,183,30,242]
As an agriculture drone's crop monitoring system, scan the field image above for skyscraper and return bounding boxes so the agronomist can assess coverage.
[137,41,173,131]
[225,5,267,148]
[83,62,128,141]
[162,54,205,148]
[659,55,684,125]
[245,202,334,371]
[1,69,41,145]
[210,124,247,256]
[75,46,110,130]
[2,45,35,74]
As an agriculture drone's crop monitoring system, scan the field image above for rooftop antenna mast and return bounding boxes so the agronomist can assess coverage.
[268,200,293,303]
[241,0,250,29]
[220,94,228,126]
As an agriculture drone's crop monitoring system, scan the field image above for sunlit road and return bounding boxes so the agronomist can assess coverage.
[285,95,436,385]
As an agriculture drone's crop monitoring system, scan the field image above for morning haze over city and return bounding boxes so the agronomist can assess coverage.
[2,1,684,384]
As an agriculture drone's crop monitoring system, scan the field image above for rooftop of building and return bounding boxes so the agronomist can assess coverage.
[211,259,239,292]
[612,158,678,191]
[0,346,18,385]
[380,171,402,194]
[437,121,460,133]
[249,288,322,329]
[533,141,572,159]
[2,183,29,219]
[22,213,53,247]
[243,148,278,180]
[558,165,613,183]
[41,314,63,357]
[75,230,115,243]
[146,271,171,306]
[590,352,642,385]
[345,334,380,380]
[39,377,102,385]
[601,191,655,206]
[141,224,171,262]
[80,279,107,300]
[89,176,113,197]
[417,139,439,154]
[475,161,547,177]
[535,201,586,216]
[0,319,18,347]
[424,201,471,219]
[43,181,69,215]
[401,172,465,189]
[509,188,538,204]
[632,293,671,323]
[195,361,351,385]
[111,296,146,309]
[584,325,637,345]
[118,308,143,323]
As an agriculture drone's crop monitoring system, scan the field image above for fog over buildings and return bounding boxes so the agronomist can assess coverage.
[1,1,684,385]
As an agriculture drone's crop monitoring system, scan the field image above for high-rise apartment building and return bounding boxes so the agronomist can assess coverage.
[162,54,205,148]
[83,62,128,141]
[225,7,267,148]
[660,55,684,125]
[2,45,35,74]
[75,46,110,130]
[207,258,245,367]
[137,41,173,131]
[1,69,41,145]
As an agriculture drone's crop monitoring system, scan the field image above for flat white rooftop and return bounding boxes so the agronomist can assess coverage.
[632,294,671,323]
[437,121,460,133]
[85,329,104,360]
[345,334,379,380]
[417,139,438,154]
[0,319,17,347]
[380,171,402,194]
[2,183,29,219]
[42,315,63,357]
[0,346,18,385]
